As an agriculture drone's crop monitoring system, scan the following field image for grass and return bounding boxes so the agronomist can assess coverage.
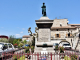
[64,56,71,60]
[18,55,25,60]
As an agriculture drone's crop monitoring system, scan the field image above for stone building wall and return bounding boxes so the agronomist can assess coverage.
[50,19,80,48]
[22,38,30,41]
[52,19,68,27]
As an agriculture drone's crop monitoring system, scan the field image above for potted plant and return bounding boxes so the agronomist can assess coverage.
[59,46,65,59]
[54,45,59,54]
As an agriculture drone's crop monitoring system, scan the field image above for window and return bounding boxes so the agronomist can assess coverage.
[68,29,69,32]
[56,34,59,38]
[55,34,60,38]
[0,43,3,49]
[8,44,12,48]
[4,44,8,50]
[79,34,80,39]
[56,29,58,31]
[68,33,70,37]
[63,44,70,46]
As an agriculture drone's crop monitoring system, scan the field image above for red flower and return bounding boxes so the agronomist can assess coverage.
[14,43,18,46]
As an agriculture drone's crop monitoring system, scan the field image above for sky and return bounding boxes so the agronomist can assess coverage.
[0,0,80,38]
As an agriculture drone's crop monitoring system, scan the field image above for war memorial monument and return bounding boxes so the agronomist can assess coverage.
[34,3,54,53]
[26,3,80,53]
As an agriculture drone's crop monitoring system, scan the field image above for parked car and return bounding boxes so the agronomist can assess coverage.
[0,42,15,58]
[53,43,59,49]
[22,44,30,48]
[62,43,71,50]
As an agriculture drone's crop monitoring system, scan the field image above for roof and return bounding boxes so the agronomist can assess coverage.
[69,24,80,28]
[0,35,8,39]
[22,35,30,38]
[51,26,76,30]
[70,24,80,25]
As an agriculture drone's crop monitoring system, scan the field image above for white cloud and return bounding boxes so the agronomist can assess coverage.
[16,34,20,36]
[22,28,25,30]
[20,31,23,33]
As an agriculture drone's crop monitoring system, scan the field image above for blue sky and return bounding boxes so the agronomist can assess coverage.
[0,0,80,38]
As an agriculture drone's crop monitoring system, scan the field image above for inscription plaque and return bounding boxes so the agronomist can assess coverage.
[38,29,50,42]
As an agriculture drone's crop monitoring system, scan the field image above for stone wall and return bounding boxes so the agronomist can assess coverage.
[51,29,76,38]
[52,19,68,27]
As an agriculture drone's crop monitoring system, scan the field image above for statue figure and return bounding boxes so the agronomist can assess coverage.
[41,3,47,16]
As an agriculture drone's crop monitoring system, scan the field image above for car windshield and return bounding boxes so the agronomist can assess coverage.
[0,43,3,49]
[63,44,70,46]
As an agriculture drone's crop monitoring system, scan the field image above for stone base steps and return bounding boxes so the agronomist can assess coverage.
[35,48,54,51]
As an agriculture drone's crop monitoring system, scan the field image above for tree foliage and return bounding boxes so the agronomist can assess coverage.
[0,38,8,43]
[8,35,16,44]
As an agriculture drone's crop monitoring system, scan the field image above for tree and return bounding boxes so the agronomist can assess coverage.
[8,35,16,44]
[27,41,32,47]
[23,40,27,45]
[0,38,8,43]
[32,36,35,46]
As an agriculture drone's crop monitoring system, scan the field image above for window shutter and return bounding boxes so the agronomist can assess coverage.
[66,34,68,37]
[59,34,60,38]
[70,34,72,37]
[55,34,56,38]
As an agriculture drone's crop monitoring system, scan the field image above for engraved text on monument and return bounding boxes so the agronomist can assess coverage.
[39,29,50,42]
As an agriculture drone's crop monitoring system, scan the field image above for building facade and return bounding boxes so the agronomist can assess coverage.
[51,18,80,50]
[22,35,30,41]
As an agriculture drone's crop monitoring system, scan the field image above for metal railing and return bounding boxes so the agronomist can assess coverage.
[1,50,80,60]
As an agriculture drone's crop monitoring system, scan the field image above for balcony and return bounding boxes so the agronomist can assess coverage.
[65,36,73,38]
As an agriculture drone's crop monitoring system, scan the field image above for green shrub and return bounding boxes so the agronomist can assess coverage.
[59,46,64,53]
[64,56,71,60]
[18,45,20,48]
[31,46,34,53]
[70,54,78,60]
[18,55,25,60]
[31,46,34,50]
[55,45,58,50]
[25,46,30,53]
[13,55,19,60]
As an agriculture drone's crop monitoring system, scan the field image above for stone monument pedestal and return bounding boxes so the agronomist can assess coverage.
[34,17,54,53]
